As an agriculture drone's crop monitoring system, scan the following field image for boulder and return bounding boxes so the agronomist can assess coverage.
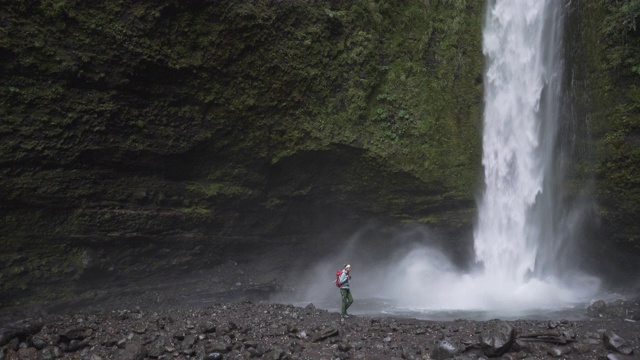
[0,319,44,346]
[430,338,460,359]
[587,300,606,316]
[603,331,633,355]
[479,321,516,357]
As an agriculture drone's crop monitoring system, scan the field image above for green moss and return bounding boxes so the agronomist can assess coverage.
[186,181,253,198]
[0,0,488,306]
[182,207,211,215]
[567,1,640,262]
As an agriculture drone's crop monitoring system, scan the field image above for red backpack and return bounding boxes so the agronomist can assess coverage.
[335,269,343,287]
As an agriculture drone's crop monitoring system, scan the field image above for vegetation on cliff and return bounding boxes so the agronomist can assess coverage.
[2,0,638,309]
[567,1,640,276]
[0,0,484,306]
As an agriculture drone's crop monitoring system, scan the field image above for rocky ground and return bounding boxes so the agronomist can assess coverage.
[1,256,639,359]
[0,290,638,360]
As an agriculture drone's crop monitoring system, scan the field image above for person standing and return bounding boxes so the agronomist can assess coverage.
[338,264,353,318]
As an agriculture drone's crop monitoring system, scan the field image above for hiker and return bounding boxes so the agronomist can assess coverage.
[338,264,353,318]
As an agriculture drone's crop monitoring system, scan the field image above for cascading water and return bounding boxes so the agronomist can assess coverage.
[475,0,563,287]
[466,0,600,311]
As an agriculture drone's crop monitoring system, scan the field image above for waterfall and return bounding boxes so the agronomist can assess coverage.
[295,0,601,318]
[475,0,566,285]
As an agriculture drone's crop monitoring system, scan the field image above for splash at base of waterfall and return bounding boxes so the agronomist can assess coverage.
[281,230,602,320]
[378,247,600,315]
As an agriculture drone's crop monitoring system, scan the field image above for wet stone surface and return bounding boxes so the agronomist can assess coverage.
[0,296,638,359]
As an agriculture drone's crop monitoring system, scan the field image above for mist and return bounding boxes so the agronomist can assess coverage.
[275,225,600,320]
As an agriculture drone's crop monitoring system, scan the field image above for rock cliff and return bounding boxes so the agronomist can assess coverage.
[1,0,639,308]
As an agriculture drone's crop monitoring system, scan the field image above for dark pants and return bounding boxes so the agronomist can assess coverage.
[340,288,353,315]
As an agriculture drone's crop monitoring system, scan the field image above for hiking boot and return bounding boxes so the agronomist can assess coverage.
[341,314,350,319]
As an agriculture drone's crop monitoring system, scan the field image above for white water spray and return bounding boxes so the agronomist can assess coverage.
[476,0,558,287]
[466,0,599,310]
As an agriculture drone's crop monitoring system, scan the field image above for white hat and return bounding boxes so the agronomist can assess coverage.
[345,264,351,268]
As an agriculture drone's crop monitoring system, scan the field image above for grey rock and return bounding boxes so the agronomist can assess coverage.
[312,327,339,342]
[147,342,165,358]
[338,341,352,352]
[267,348,285,360]
[199,321,216,333]
[68,339,89,352]
[59,327,88,342]
[117,340,146,360]
[183,334,196,347]
[39,347,53,360]
[547,345,572,357]
[400,344,415,360]
[210,342,231,352]
[17,347,37,359]
[248,347,263,357]
[587,300,607,315]
[52,346,64,358]
[583,338,602,345]
[479,321,516,357]
[8,337,19,351]
[430,338,460,359]
[573,341,597,353]
[0,319,44,346]
[603,331,633,355]
[30,335,47,350]
[606,353,627,360]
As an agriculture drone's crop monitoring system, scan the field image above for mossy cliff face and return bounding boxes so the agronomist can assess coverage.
[565,1,640,279]
[0,1,484,306]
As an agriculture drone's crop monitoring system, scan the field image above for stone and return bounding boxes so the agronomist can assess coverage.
[0,319,44,346]
[17,347,37,359]
[547,345,572,357]
[312,328,339,342]
[587,300,606,315]
[58,327,88,344]
[118,340,147,360]
[338,342,352,352]
[267,348,285,360]
[51,346,64,358]
[479,321,516,357]
[573,341,596,353]
[606,353,627,360]
[204,353,223,360]
[68,339,89,352]
[603,331,633,355]
[183,334,196,347]
[430,338,460,359]
[39,348,53,360]
[30,336,47,350]
[147,347,163,358]
[210,342,231,352]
